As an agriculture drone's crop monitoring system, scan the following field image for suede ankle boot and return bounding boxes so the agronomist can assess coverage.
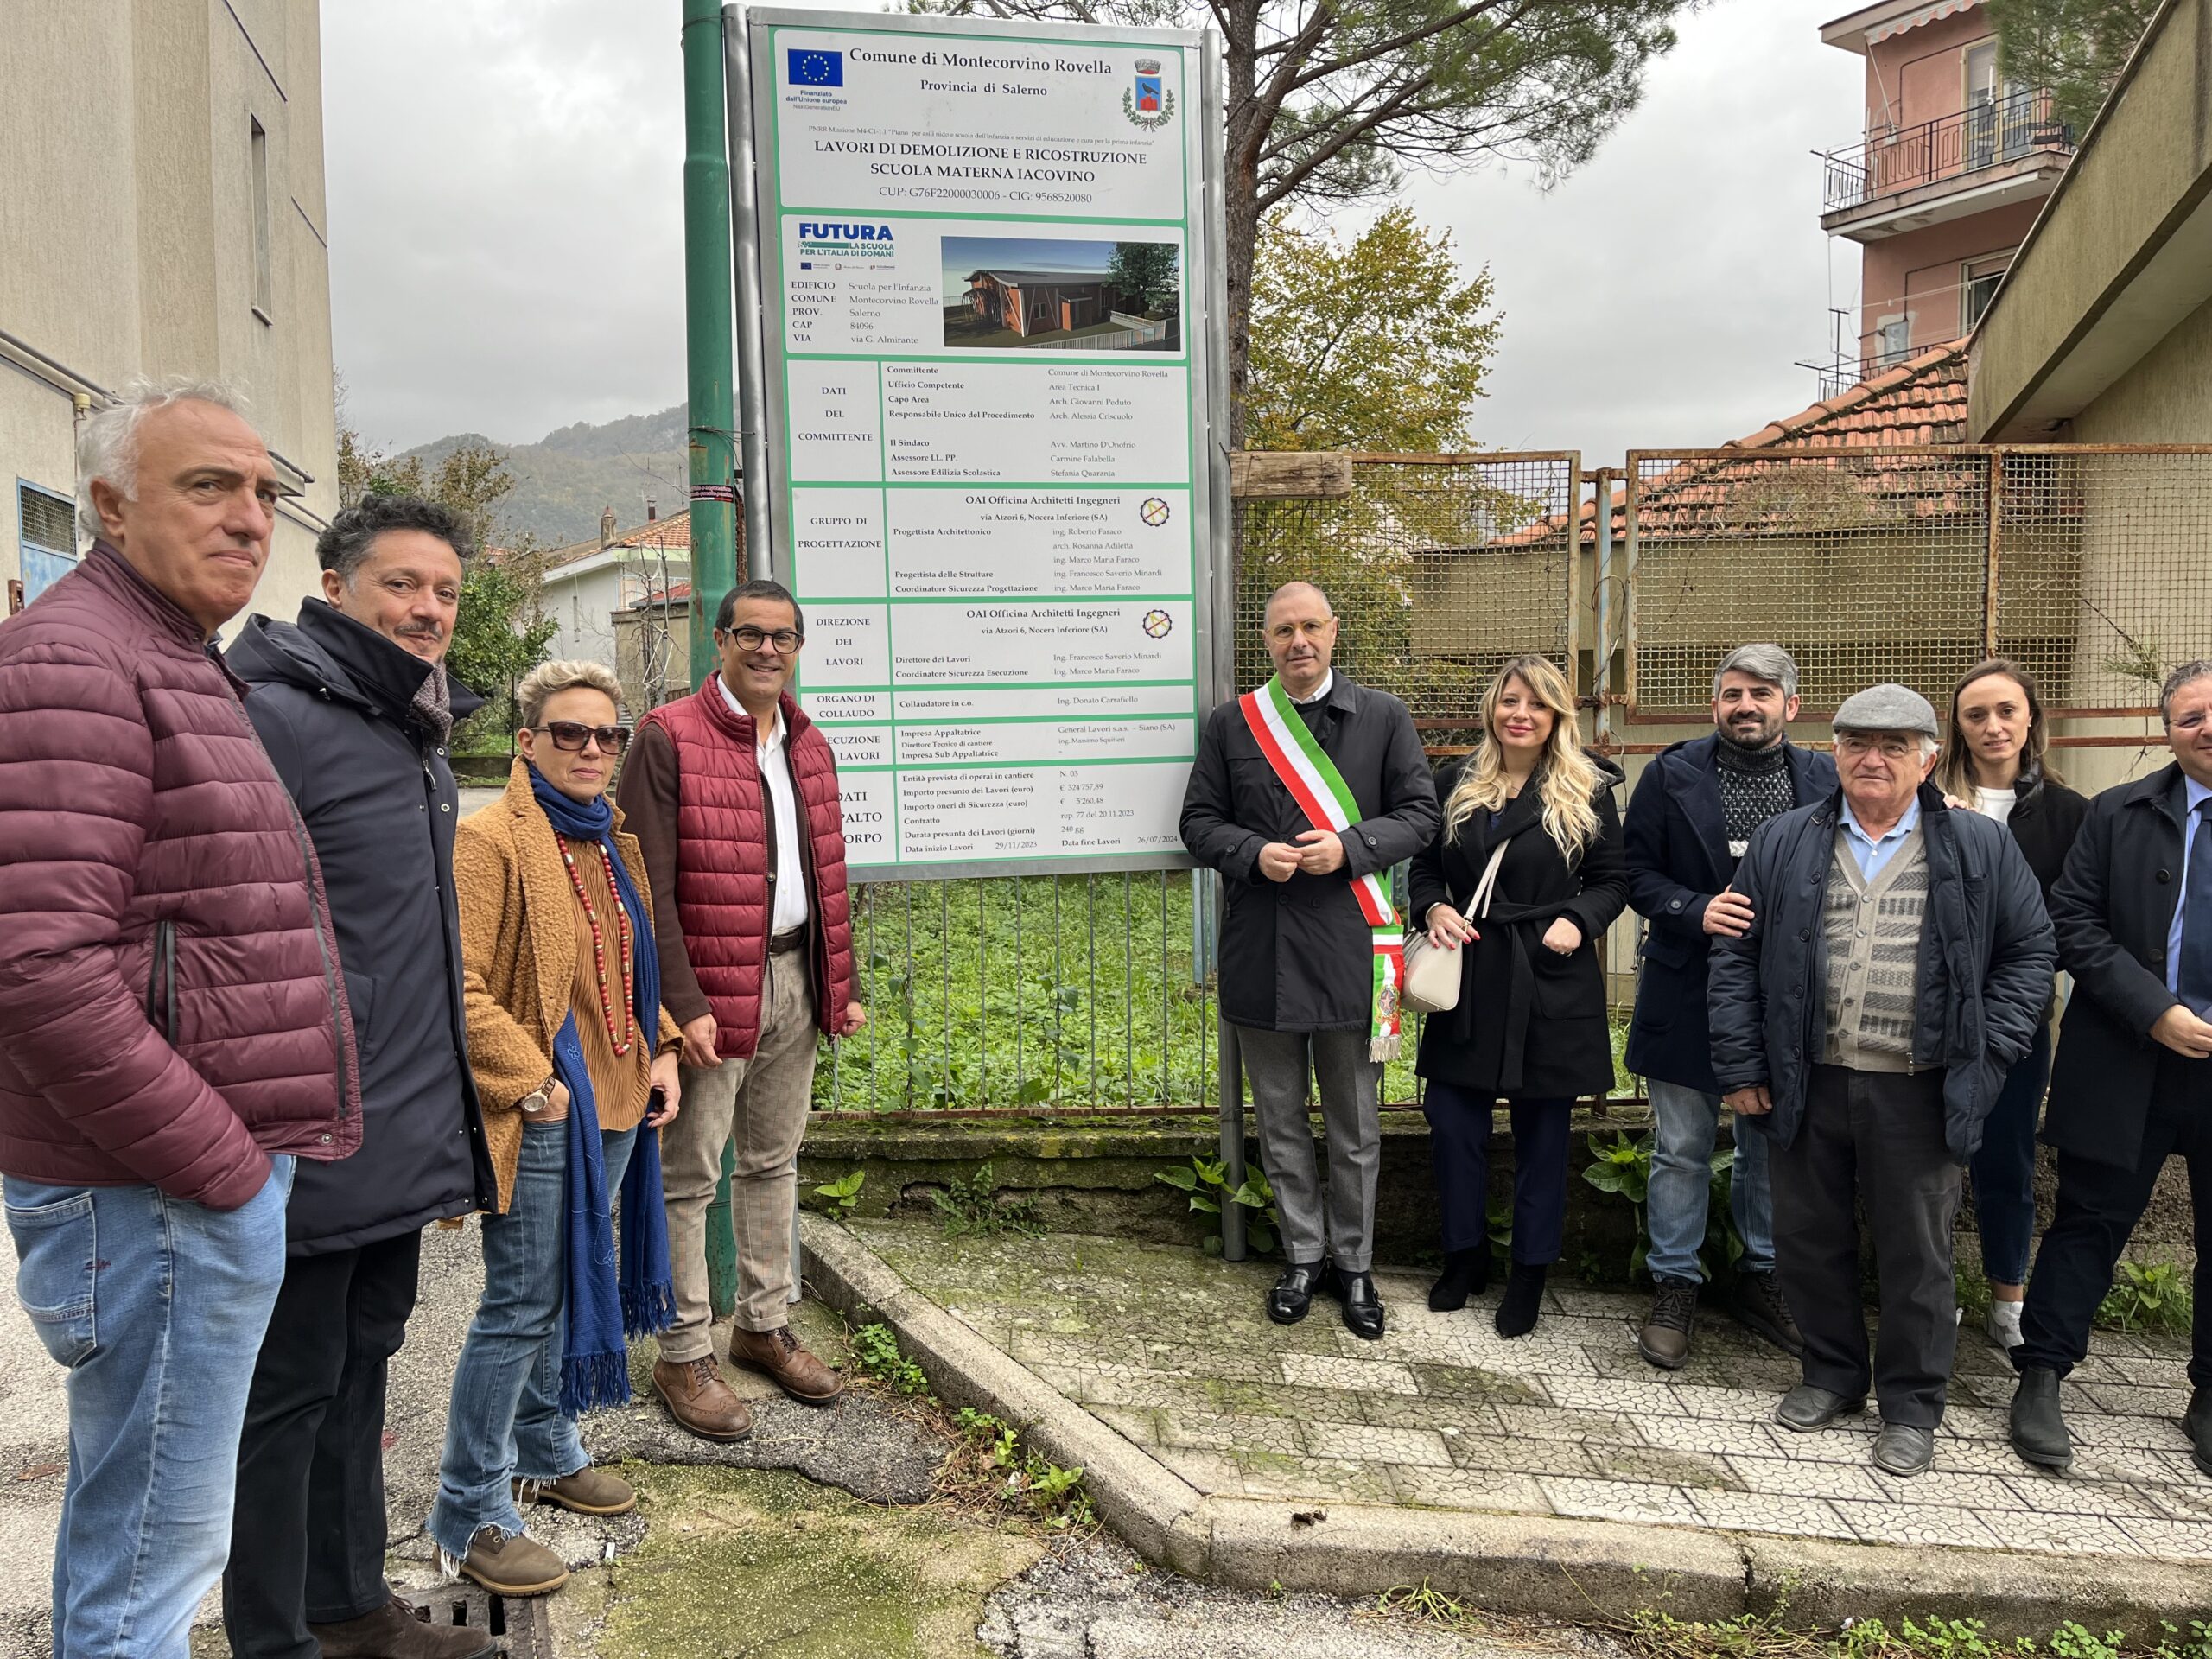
[1428,1248,1490,1312]
[1495,1262,1547,1338]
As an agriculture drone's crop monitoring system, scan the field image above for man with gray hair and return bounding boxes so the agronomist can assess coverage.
[0,379,359,1654]
[2010,661,2212,1475]
[1624,644,1834,1369]
[1708,683,2053,1477]
[220,494,498,1658]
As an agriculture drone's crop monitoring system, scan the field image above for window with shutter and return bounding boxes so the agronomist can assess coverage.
[18,482,78,607]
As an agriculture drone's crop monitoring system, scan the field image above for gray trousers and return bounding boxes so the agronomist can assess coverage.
[1234,1025,1381,1273]
[1770,1065,1961,1428]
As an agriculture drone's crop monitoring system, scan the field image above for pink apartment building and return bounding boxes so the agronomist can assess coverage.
[1819,0,2077,374]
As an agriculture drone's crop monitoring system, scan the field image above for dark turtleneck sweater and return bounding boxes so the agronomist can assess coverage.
[1714,737,1797,866]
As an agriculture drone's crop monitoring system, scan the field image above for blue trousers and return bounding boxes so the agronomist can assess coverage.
[1645,1078,1777,1282]
[6,1159,295,1659]
[429,1122,635,1563]
[1969,1021,2051,1286]
[1424,1084,1572,1265]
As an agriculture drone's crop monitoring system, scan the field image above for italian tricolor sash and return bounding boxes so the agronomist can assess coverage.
[1239,677,1403,1061]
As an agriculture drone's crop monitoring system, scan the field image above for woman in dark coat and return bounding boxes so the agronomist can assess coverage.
[1411,654,1627,1338]
[1936,659,2087,1353]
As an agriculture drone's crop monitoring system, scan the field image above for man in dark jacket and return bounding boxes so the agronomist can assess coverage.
[0,380,359,1659]
[1709,684,2053,1478]
[2010,662,2212,1477]
[221,495,496,1659]
[1179,582,1440,1339]
[1624,644,1834,1369]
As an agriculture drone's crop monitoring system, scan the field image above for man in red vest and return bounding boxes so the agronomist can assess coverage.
[618,580,863,1440]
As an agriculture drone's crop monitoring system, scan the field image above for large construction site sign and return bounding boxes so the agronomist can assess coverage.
[727,6,1227,880]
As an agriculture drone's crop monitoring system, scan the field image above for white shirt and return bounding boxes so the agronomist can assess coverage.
[1287,670,1334,705]
[717,674,810,932]
[1974,786,2018,826]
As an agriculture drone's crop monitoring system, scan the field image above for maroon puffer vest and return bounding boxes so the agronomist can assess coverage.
[0,546,361,1209]
[639,680,855,1058]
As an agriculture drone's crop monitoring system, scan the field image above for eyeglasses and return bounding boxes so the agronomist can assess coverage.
[721,626,804,655]
[1264,618,1334,644]
[534,721,631,754]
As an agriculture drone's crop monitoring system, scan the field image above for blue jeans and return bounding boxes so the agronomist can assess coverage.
[430,1122,636,1562]
[1645,1078,1776,1282]
[1970,1021,2051,1287]
[6,1158,295,1659]
[1425,1085,1572,1265]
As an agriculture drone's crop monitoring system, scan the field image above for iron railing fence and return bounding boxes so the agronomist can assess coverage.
[1821,87,2071,215]
[1620,446,2212,735]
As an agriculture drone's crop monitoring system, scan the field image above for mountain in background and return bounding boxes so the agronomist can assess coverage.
[399,404,690,547]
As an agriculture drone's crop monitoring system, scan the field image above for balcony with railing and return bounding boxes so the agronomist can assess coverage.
[1820,88,2075,237]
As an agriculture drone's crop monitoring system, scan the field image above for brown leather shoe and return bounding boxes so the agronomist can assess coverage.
[652,1354,754,1441]
[515,1465,637,1516]
[728,1325,844,1405]
[308,1589,494,1659]
[454,1526,567,1598]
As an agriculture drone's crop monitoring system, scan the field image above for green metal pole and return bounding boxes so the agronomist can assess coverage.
[683,0,741,1321]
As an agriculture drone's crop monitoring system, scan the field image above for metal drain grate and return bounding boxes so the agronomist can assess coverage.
[406,1586,555,1658]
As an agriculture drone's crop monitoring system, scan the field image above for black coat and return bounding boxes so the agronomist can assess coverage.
[1707,782,2056,1163]
[227,602,495,1253]
[1994,767,2090,903]
[1622,735,1836,1093]
[2044,764,2200,1171]
[1180,675,1440,1032]
[1408,758,1629,1100]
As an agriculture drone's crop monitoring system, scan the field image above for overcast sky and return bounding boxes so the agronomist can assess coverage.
[324,0,1866,462]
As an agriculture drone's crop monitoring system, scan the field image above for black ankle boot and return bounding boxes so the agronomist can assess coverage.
[1428,1248,1490,1313]
[1495,1262,1547,1338]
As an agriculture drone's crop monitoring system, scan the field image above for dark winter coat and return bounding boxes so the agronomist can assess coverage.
[1707,781,2056,1163]
[0,545,360,1207]
[1990,767,2090,903]
[226,601,494,1253]
[1408,757,1629,1099]
[1180,675,1440,1032]
[2043,764,2202,1172]
[1622,734,1836,1093]
[620,679,856,1058]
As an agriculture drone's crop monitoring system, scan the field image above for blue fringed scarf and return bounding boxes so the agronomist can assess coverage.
[529,767,677,1414]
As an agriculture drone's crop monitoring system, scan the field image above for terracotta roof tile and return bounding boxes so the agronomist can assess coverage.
[545,506,694,569]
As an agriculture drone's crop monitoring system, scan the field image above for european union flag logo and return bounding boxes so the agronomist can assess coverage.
[789,49,842,87]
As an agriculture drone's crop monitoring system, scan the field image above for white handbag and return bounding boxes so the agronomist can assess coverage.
[1401,838,1509,1016]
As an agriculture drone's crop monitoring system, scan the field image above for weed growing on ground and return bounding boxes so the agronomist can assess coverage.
[931,1163,1046,1240]
[1375,1580,1471,1625]
[2098,1259,2193,1337]
[1617,1607,2212,1659]
[808,1167,867,1217]
[1156,1156,1280,1255]
[948,1406,1096,1529]
[847,1322,931,1397]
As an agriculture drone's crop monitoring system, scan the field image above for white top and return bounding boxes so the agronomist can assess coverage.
[1287,670,1334,705]
[1974,786,2018,826]
[717,674,810,931]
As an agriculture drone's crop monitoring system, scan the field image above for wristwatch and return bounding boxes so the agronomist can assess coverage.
[518,1074,559,1115]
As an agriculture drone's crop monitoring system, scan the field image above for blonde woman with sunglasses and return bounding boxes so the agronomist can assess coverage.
[1410,655,1627,1338]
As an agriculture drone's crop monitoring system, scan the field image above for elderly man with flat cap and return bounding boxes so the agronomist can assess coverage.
[1708,684,2054,1477]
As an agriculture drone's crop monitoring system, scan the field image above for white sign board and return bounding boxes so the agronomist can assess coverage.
[731,8,1224,880]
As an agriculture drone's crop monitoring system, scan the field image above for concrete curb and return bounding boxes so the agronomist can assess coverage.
[798,1217,2212,1635]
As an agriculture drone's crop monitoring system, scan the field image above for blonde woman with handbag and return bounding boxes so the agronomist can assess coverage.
[1409,655,1626,1338]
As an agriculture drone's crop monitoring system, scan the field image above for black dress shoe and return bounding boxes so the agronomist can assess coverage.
[1333,1268,1386,1341]
[2185,1388,2212,1478]
[1268,1260,1328,1325]
[2009,1365,2073,1473]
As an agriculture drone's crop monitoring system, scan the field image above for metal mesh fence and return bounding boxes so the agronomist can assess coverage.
[1624,445,2212,722]
[1234,454,1581,744]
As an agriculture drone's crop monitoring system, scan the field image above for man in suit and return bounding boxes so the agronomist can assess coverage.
[1624,644,1834,1369]
[2011,660,2212,1475]
[1179,582,1439,1340]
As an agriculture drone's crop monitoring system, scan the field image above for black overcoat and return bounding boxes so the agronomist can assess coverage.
[1707,782,2056,1163]
[2044,764,2200,1171]
[227,602,495,1253]
[1999,767,2090,901]
[1179,675,1440,1031]
[1621,734,1836,1093]
[1408,757,1629,1100]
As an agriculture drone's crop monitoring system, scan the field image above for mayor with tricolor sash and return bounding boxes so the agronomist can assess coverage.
[1180,582,1440,1340]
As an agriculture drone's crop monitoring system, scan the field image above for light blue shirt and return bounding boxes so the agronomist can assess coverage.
[1839,795,1922,881]
[2164,773,2212,997]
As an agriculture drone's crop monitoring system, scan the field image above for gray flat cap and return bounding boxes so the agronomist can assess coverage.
[1833,683,1938,740]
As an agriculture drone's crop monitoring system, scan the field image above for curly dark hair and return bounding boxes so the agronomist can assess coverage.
[316,493,474,582]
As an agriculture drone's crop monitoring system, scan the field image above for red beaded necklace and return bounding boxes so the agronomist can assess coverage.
[558,837,636,1056]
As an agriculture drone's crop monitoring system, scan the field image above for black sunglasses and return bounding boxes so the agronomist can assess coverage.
[534,721,631,754]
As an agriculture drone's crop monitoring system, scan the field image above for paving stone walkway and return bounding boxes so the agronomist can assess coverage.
[845,1218,2212,1567]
